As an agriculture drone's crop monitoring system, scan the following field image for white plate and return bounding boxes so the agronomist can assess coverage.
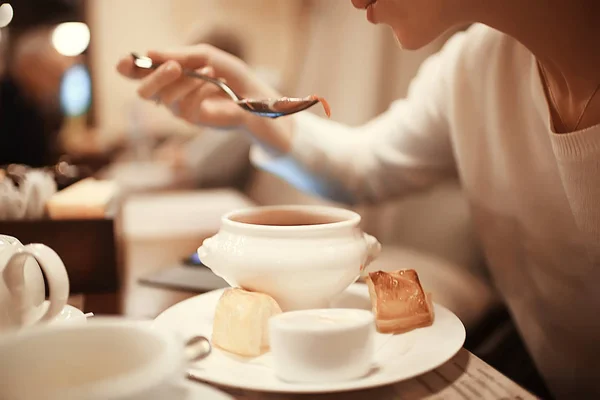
[153,284,465,394]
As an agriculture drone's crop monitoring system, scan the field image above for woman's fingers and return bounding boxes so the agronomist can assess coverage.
[179,81,223,123]
[116,56,136,78]
[117,55,150,80]
[198,98,244,127]
[117,45,248,127]
[118,45,212,81]
[177,83,244,127]
[148,45,212,70]
[158,66,214,106]
[136,61,182,100]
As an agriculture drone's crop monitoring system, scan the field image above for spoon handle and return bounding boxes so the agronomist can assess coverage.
[131,53,239,101]
[184,335,212,362]
[181,70,240,102]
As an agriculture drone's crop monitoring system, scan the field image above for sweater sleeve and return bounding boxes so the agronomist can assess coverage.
[251,31,470,205]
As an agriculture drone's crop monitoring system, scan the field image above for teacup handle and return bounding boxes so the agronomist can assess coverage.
[362,233,381,271]
[3,244,70,325]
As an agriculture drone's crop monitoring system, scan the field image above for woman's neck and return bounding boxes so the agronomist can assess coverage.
[478,1,600,131]
[480,2,598,78]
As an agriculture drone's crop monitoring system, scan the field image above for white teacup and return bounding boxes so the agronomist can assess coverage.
[0,319,195,400]
[198,205,381,311]
[0,235,70,332]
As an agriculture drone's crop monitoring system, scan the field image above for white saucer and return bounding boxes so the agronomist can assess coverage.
[178,380,233,400]
[153,284,466,394]
[54,304,87,324]
[35,301,87,324]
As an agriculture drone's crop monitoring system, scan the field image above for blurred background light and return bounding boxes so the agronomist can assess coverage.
[0,3,13,28]
[60,63,92,117]
[52,21,90,56]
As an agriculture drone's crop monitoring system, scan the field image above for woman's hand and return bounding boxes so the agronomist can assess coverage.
[117,45,294,152]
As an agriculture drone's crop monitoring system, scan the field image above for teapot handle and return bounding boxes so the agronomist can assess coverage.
[362,233,381,271]
[3,244,70,325]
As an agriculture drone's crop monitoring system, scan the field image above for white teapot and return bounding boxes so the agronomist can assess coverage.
[0,235,69,332]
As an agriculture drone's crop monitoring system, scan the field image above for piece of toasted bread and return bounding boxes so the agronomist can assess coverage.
[366,270,434,334]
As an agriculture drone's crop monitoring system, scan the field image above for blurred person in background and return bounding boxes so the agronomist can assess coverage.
[119,0,600,398]
[0,0,79,168]
[0,26,70,167]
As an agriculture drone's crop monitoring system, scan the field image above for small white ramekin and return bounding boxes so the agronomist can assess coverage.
[269,308,375,383]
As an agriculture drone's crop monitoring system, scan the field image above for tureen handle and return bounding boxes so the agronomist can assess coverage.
[196,238,212,263]
[362,233,381,271]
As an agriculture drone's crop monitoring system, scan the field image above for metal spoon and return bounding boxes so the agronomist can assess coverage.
[131,53,330,119]
[184,335,212,362]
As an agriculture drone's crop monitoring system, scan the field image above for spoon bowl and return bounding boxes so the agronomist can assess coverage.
[236,97,325,118]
